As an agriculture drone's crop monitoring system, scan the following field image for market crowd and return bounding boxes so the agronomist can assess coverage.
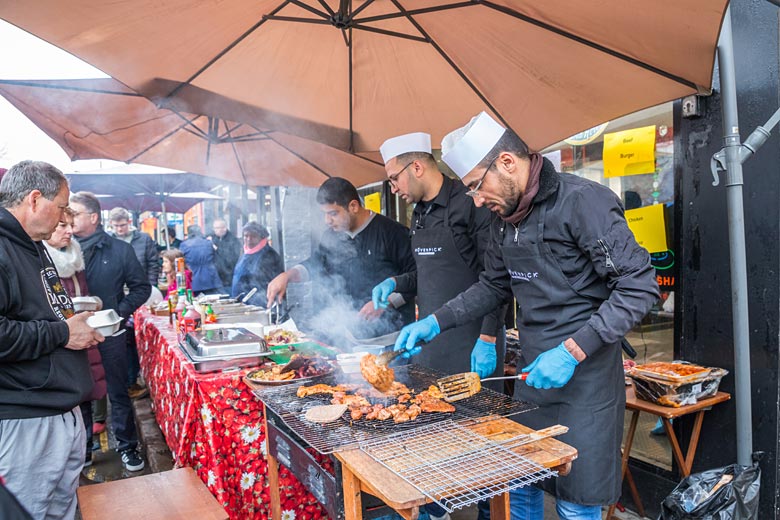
[0,110,658,520]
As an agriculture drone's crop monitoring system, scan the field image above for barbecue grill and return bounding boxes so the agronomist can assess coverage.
[259,364,557,518]
[258,365,537,454]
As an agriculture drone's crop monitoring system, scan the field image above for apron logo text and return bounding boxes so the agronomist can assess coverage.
[415,247,442,256]
[508,269,539,282]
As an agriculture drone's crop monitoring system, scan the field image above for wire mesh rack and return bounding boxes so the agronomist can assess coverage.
[359,420,558,512]
[257,364,537,454]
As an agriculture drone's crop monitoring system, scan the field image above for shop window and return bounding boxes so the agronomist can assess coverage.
[543,102,675,470]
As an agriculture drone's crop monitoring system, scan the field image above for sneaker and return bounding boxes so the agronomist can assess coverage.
[120,449,145,472]
[128,384,149,400]
[92,421,106,435]
[84,450,93,468]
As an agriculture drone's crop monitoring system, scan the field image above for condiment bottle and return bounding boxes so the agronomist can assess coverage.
[181,306,200,335]
[204,303,218,324]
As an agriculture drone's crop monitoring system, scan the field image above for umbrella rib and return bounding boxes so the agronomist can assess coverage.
[289,0,330,19]
[165,0,291,99]
[0,79,142,97]
[127,113,201,163]
[264,15,330,24]
[388,0,512,129]
[351,0,377,18]
[352,24,428,43]
[259,128,331,181]
[355,1,472,24]
[480,1,699,90]
[349,25,354,152]
[316,0,335,16]
[221,121,250,186]
[341,27,350,47]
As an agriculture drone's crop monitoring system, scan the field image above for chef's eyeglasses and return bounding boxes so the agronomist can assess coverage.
[387,161,414,189]
[466,156,497,198]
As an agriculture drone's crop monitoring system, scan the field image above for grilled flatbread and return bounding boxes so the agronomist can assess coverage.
[304,404,349,424]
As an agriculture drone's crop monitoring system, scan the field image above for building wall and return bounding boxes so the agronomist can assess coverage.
[630,1,780,516]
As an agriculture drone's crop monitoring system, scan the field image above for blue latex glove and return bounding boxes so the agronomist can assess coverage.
[521,343,579,389]
[470,339,497,378]
[372,278,396,310]
[393,315,441,359]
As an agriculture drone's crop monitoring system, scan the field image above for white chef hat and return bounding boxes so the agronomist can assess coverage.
[379,132,432,164]
[441,112,506,179]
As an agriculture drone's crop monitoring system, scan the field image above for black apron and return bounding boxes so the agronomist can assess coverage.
[412,199,505,389]
[503,200,624,505]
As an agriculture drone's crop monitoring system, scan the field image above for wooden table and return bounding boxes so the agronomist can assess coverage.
[77,467,228,520]
[605,387,731,520]
[265,416,577,520]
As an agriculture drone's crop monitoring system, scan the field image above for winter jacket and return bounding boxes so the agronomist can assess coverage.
[435,158,660,356]
[231,245,284,307]
[180,236,223,292]
[209,231,242,288]
[0,208,92,419]
[77,228,151,321]
[127,230,161,286]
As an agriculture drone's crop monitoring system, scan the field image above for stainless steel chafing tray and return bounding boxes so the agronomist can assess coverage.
[185,327,268,358]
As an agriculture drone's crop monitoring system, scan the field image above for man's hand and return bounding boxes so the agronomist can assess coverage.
[65,312,105,350]
[393,315,440,359]
[358,301,385,321]
[371,278,396,310]
[470,337,497,378]
[521,342,579,389]
[266,272,290,305]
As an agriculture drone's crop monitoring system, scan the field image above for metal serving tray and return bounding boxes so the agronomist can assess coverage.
[177,340,270,373]
[185,328,268,358]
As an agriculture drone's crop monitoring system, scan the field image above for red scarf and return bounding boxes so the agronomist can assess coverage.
[244,238,268,255]
[500,153,543,225]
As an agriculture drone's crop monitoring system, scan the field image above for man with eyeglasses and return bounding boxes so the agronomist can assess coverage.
[393,113,659,520]
[373,132,506,520]
[267,177,415,341]
[0,161,104,519]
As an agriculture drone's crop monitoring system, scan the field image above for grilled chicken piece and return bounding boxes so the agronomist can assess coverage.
[397,393,412,404]
[376,408,393,421]
[360,354,395,392]
[297,384,337,398]
[331,394,371,408]
[407,404,422,420]
[418,399,455,413]
[350,408,363,421]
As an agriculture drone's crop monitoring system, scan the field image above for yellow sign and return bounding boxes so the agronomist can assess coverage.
[625,204,667,254]
[603,125,656,178]
[364,192,381,214]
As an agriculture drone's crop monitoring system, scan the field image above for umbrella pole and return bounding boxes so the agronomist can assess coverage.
[161,200,170,250]
[717,6,752,466]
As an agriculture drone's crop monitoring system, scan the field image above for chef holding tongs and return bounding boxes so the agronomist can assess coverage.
[371,132,506,391]
[394,112,659,520]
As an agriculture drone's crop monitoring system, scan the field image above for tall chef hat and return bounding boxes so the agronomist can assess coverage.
[441,112,506,179]
[379,132,432,164]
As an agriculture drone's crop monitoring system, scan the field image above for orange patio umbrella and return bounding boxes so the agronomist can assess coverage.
[0,0,728,154]
[0,78,386,188]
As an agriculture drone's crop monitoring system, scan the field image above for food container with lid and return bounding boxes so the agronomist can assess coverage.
[86,309,122,336]
[628,362,728,407]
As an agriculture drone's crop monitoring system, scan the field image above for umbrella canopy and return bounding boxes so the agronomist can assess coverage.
[0,0,728,152]
[67,163,220,197]
[94,192,221,213]
[0,78,386,187]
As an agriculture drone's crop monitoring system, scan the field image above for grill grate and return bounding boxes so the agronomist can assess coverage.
[359,421,557,512]
[257,364,537,454]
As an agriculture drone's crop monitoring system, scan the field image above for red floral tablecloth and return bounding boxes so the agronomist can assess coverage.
[135,309,328,520]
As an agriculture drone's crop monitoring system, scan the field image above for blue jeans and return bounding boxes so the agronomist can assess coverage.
[99,334,139,452]
[510,486,601,520]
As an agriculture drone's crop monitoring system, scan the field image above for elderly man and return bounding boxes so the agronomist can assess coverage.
[208,218,242,289]
[70,192,151,472]
[231,221,284,308]
[395,113,659,520]
[0,161,104,519]
[108,207,160,399]
[267,177,415,340]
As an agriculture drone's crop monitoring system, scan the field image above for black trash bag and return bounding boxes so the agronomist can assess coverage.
[659,453,762,520]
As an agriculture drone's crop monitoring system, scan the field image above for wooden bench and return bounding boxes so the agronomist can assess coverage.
[77,467,227,520]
